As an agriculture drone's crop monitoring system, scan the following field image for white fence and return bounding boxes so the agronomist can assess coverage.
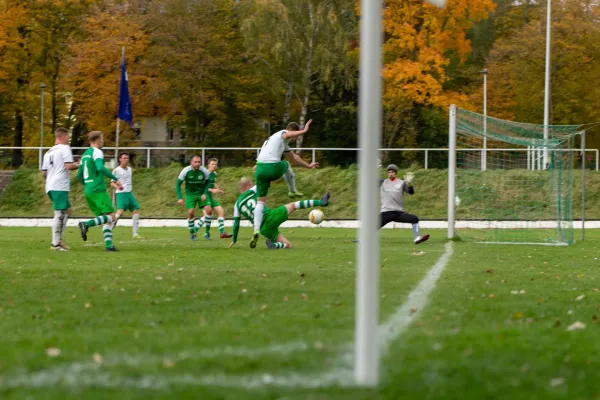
[0,146,598,170]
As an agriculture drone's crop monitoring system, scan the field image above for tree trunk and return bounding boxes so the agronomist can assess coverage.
[296,7,315,152]
[11,109,23,167]
[282,75,293,125]
[51,63,60,134]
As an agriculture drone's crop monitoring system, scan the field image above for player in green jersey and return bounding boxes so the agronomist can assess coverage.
[76,131,123,251]
[229,177,330,249]
[175,155,210,240]
[199,158,232,240]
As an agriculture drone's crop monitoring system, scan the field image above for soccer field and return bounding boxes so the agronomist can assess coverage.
[0,226,599,399]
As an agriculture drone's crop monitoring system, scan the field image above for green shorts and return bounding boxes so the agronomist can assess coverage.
[116,192,140,212]
[260,205,289,242]
[255,161,289,197]
[199,194,221,209]
[85,191,114,217]
[47,190,70,211]
[185,193,207,210]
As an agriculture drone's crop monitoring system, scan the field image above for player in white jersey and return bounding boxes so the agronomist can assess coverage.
[40,128,80,251]
[111,153,141,238]
[251,120,319,249]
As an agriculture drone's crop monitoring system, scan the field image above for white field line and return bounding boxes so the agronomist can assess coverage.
[1,217,597,229]
[0,242,454,390]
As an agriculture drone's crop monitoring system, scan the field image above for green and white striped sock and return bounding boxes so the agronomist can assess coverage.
[187,219,195,234]
[218,217,225,234]
[274,242,288,249]
[102,224,113,248]
[294,199,321,209]
[86,215,113,228]
[205,216,212,234]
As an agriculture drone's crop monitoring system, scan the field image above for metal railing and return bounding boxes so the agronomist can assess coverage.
[0,146,597,170]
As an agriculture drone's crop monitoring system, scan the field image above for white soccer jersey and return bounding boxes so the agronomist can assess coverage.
[41,144,74,193]
[112,166,133,193]
[257,130,291,163]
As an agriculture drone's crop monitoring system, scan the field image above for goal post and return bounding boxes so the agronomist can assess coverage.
[448,105,581,245]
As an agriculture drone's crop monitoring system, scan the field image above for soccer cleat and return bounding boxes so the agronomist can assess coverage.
[132,234,143,239]
[220,232,232,239]
[288,191,304,198]
[105,246,119,252]
[204,233,211,241]
[265,239,276,249]
[190,233,197,241]
[59,240,71,250]
[352,239,359,243]
[249,230,260,249]
[78,222,88,242]
[321,191,331,206]
[50,245,68,252]
[414,234,430,245]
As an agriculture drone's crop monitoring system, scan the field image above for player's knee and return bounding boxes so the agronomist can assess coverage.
[410,215,419,224]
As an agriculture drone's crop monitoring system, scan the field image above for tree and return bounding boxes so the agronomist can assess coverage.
[378,0,495,160]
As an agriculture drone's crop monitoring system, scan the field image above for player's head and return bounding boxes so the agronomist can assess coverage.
[54,128,69,145]
[208,158,218,172]
[239,177,253,193]
[190,155,201,170]
[88,131,104,148]
[386,164,398,180]
[119,153,130,168]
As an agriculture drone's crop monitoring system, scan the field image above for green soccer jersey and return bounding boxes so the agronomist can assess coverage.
[232,186,258,242]
[176,165,210,198]
[77,147,118,194]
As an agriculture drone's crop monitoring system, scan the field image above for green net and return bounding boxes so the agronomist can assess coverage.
[454,108,581,245]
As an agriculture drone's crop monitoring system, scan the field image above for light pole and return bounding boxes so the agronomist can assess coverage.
[39,83,46,169]
[543,0,551,169]
[482,69,487,171]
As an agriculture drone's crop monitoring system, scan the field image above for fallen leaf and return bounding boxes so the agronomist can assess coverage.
[260,304,268,311]
[519,290,526,294]
[410,251,425,256]
[566,321,586,331]
[163,359,175,368]
[485,269,494,273]
[241,288,247,294]
[513,312,524,319]
[488,294,496,298]
[92,352,103,365]
[511,290,519,295]
[550,377,565,387]
[155,276,163,280]
[46,348,61,357]
[84,303,92,309]
[576,295,585,301]
[593,314,598,323]
[283,296,288,302]
[409,307,417,314]
[301,293,308,300]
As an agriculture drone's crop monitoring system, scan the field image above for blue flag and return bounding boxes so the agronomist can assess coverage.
[118,54,133,125]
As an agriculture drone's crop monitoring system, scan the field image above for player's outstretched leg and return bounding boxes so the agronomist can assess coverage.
[103,222,118,251]
[78,215,113,242]
[265,234,292,250]
[406,213,429,244]
[293,191,329,210]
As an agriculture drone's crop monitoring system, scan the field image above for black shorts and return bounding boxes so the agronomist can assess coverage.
[380,211,419,228]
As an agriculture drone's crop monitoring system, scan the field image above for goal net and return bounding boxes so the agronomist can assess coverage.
[448,106,580,245]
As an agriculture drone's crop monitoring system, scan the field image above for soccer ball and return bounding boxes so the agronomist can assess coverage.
[309,209,324,225]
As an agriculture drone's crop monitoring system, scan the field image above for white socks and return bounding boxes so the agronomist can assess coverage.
[132,213,140,235]
[254,201,265,232]
[412,223,420,239]
[284,167,296,192]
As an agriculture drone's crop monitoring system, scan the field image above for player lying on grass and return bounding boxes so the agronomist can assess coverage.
[175,155,210,241]
[111,153,142,239]
[380,164,429,244]
[251,120,318,249]
[229,177,330,249]
[77,131,124,252]
[41,128,80,251]
[198,158,232,240]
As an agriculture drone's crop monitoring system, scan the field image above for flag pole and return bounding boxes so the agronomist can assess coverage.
[115,47,125,165]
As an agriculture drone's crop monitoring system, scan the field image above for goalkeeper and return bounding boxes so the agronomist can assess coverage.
[379,164,429,244]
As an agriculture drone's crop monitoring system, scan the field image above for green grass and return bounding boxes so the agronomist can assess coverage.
[2,166,600,219]
[0,226,599,399]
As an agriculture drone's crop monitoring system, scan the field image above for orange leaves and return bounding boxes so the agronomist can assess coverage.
[382,0,495,110]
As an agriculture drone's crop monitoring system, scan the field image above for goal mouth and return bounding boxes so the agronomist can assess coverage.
[448,106,584,246]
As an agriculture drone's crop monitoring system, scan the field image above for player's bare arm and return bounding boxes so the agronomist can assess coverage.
[285,151,318,169]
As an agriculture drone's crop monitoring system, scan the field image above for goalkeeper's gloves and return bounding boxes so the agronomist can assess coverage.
[403,171,415,184]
